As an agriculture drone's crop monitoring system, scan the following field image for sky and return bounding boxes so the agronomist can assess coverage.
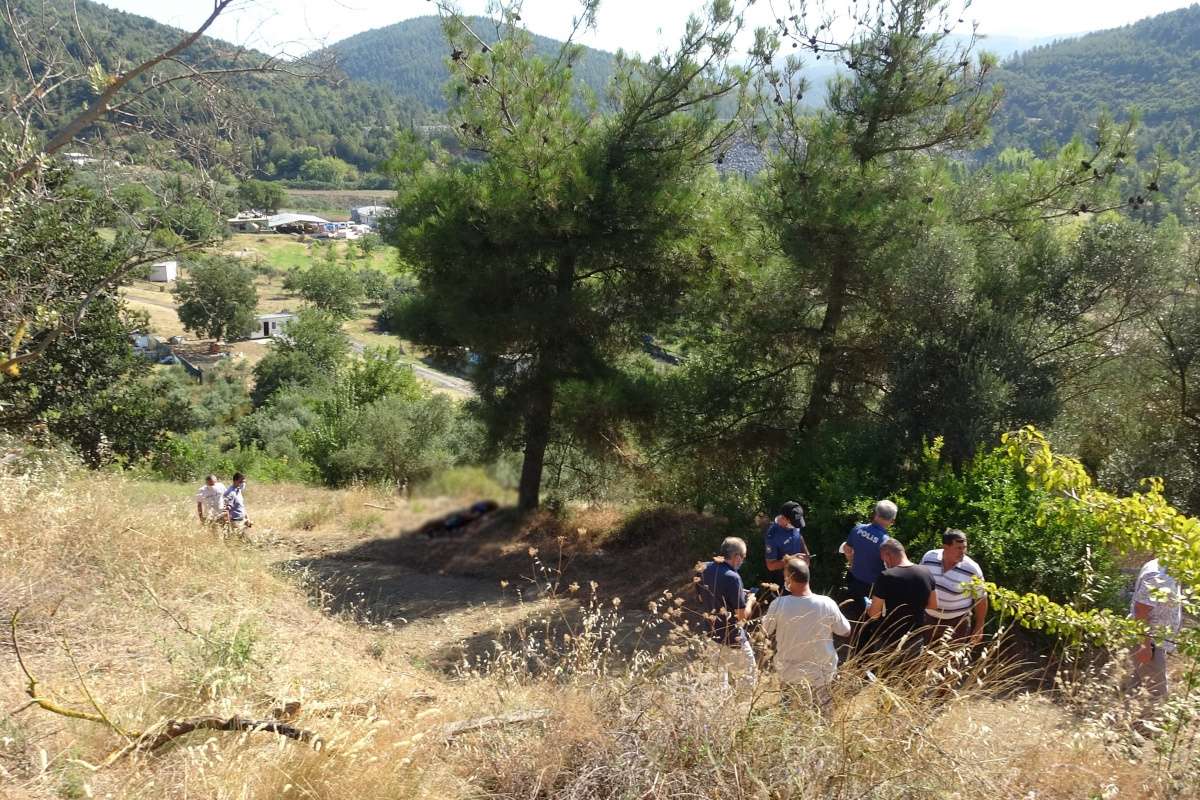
[96,0,1200,56]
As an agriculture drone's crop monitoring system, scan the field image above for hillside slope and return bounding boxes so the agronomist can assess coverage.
[329,15,616,110]
[0,0,419,176]
[989,5,1200,159]
[0,455,1191,798]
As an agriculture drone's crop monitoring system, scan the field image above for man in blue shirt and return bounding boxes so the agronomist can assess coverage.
[698,537,757,690]
[841,499,896,626]
[765,501,811,593]
[222,472,252,536]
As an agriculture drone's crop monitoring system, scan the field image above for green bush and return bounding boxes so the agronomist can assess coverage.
[901,439,1124,610]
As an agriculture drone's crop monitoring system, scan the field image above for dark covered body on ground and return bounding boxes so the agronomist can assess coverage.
[421,500,500,538]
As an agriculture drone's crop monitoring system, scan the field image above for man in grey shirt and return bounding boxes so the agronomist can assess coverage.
[762,556,851,712]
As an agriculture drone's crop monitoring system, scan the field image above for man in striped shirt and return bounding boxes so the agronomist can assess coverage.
[920,529,987,646]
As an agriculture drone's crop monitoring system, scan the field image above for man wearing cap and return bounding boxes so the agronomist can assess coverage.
[765,501,811,594]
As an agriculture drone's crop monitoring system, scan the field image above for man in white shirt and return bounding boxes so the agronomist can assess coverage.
[1127,558,1183,703]
[195,474,226,524]
[920,529,987,647]
[762,556,851,713]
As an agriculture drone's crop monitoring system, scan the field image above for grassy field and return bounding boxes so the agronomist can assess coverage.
[218,233,401,274]
[118,236,445,379]
[283,189,395,218]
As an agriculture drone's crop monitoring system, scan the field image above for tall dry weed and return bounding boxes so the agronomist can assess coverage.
[2,460,1198,799]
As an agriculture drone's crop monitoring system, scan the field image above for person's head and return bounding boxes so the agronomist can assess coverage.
[879,538,907,568]
[719,537,748,569]
[872,499,898,528]
[942,529,967,563]
[783,556,809,592]
[204,473,217,487]
[777,500,805,529]
[231,472,245,487]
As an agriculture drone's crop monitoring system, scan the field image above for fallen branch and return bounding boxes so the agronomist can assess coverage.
[443,708,550,741]
[136,715,320,751]
[9,610,321,766]
[363,503,395,511]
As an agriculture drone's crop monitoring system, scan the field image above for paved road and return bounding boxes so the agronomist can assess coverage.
[348,339,476,397]
[125,293,176,311]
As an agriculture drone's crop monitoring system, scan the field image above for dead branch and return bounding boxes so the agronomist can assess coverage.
[4,0,236,186]
[136,715,320,751]
[443,708,550,741]
[9,610,321,766]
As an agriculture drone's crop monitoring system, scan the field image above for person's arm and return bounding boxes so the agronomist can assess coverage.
[926,588,939,612]
[765,535,786,572]
[1132,599,1154,664]
[725,574,752,622]
[831,604,851,637]
[196,496,204,520]
[799,533,812,564]
[970,594,988,645]
[761,601,777,636]
[736,592,755,621]
[866,596,885,620]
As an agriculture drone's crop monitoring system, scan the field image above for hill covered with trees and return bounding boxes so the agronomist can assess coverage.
[0,0,421,179]
[328,15,617,110]
[990,4,1200,160]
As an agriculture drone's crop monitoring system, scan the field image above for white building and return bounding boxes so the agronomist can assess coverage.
[350,206,391,228]
[147,260,178,282]
[266,213,330,234]
[227,213,269,233]
[250,312,297,340]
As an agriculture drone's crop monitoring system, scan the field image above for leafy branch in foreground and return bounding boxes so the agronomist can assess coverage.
[981,427,1198,651]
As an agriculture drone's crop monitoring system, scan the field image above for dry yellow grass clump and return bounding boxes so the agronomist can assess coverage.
[0,458,1195,799]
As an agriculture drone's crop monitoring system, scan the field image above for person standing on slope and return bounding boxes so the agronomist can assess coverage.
[762,556,851,713]
[765,500,811,594]
[841,499,897,625]
[196,473,226,525]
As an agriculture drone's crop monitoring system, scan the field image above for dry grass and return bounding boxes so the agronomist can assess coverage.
[1,457,1197,799]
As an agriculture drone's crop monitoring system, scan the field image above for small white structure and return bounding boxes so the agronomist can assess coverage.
[250,312,297,340]
[62,152,97,166]
[148,260,178,282]
[351,206,391,228]
[227,212,269,233]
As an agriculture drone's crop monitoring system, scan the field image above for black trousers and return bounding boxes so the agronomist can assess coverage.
[840,576,874,653]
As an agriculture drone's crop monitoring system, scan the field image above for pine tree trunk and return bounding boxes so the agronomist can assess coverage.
[800,254,851,433]
[517,379,555,511]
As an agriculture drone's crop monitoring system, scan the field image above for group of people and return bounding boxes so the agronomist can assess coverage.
[194,472,252,533]
[699,499,1184,712]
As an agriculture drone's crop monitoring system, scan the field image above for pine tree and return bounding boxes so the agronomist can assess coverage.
[387,1,759,509]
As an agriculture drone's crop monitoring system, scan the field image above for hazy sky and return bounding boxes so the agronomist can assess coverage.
[97,0,1200,56]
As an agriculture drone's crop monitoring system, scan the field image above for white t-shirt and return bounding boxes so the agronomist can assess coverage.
[761,593,851,685]
[196,482,226,520]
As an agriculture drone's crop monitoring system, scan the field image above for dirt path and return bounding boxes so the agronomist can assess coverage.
[268,532,557,668]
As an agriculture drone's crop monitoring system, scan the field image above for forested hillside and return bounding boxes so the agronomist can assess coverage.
[329,15,616,109]
[990,4,1200,160]
[0,0,421,179]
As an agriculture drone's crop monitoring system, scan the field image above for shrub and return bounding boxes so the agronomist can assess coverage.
[902,439,1125,609]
